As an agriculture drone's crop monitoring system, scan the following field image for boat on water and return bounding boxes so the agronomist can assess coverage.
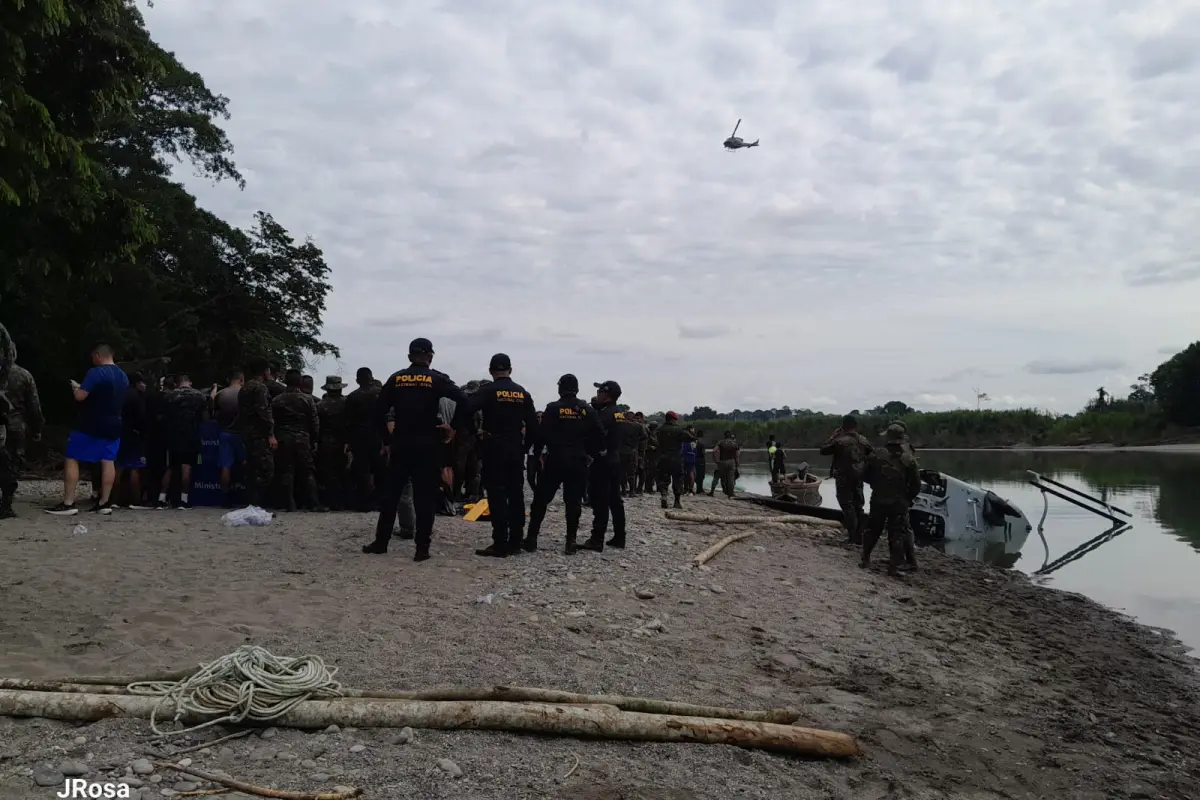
[769,462,823,505]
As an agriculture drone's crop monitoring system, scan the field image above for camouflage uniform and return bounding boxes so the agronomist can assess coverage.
[885,423,918,565]
[454,380,483,502]
[317,377,350,510]
[4,362,43,481]
[272,388,321,511]
[819,430,873,544]
[653,419,694,508]
[634,422,649,494]
[237,378,275,507]
[642,423,658,493]
[861,432,921,575]
[616,416,644,496]
[709,438,740,497]
[0,324,13,515]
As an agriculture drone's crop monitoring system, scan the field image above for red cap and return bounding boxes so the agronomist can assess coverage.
[666,411,680,420]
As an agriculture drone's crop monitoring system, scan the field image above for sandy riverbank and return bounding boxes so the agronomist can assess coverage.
[0,482,1197,799]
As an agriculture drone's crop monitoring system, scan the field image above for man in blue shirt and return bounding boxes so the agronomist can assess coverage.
[46,344,129,516]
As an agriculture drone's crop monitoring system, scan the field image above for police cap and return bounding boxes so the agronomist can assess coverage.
[408,337,434,356]
[593,380,622,398]
[489,353,512,371]
[558,373,580,392]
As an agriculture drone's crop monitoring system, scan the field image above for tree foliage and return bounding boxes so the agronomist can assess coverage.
[1,0,336,421]
[683,344,1200,448]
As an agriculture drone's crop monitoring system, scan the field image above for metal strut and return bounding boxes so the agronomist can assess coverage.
[1026,471,1131,526]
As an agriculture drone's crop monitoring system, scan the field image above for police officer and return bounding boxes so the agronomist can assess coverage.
[362,338,467,562]
[525,374,603,554]
[581,380,628,552]
[468,353,537,558]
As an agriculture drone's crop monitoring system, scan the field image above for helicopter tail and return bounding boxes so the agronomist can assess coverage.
[748,139,760,147]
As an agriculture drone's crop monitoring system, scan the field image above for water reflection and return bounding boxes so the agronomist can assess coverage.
[735,449,1200,652]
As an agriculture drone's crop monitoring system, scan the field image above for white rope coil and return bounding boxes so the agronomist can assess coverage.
[126,645,343,736]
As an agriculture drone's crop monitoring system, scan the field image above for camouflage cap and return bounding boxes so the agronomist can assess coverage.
[464,380,481,393]
[885,424,906,444]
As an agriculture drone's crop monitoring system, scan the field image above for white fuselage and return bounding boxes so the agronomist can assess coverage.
[909,471,1032,547]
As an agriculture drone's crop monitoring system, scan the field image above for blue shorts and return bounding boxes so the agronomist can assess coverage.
[66,431,121,464]
[218,431,245,469]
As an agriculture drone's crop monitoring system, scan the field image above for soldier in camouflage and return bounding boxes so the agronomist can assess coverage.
[654,411,694,510]
[237,359,277,508]
[272,372,322,512]
[708,431,740,497]
[641,421,659,494]
[2,344,44,516]
[345,368,383,511]
[317,376,350,510]
[617,411,644,496]
[885,422,919,570]
[632,412,649,495]
[861,427,921,576]
[819,415,873,545]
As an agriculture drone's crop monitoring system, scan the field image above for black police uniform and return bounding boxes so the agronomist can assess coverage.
[468,355,538,556]
[583,381,627,551]
[363,339,467,560]
[526,376,603,554]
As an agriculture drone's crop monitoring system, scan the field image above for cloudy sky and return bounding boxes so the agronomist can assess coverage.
[142,0,1199,415]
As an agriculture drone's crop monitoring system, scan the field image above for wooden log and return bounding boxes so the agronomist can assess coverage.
[693,531,756,566]
[0,680,799,724]
[153,760,360,799]
[0,690,859,758]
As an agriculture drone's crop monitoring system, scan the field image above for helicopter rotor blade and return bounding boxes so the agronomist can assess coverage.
[731,118,741,137]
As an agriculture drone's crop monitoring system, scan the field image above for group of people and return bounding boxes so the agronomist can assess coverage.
[0,325,923,579]
[820,414,921,577]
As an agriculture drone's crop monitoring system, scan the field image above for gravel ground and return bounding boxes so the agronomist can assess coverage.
[0,480,1198,799]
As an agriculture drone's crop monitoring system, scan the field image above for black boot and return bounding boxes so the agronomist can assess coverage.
[672,495,682,510]
[0,495,14,520]
[563,529,577,555]
[660,496,668,509]
[413,545,431,562]
[396,527,415,540]
[507,536,525,556]
[580,535,604,553]
[522,533,539,553]
[361,540,388,554]
[605,536,625,549]
[475,544,508,558]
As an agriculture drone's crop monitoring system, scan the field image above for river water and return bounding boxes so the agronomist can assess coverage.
[724,449,1200,653]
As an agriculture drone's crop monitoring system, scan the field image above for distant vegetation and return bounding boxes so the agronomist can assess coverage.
[683,344,1200,449]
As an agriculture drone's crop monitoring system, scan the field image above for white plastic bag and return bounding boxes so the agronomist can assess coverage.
[222,505,273,527]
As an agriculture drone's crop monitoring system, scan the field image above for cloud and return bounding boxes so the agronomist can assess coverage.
[1158,345,1181,355]
[914,393,960,407]
[932,367,1003,385]
[678,324,732,340]
[138,0,1200,413]
[808,396,838,408]
[1025,358,1126,376]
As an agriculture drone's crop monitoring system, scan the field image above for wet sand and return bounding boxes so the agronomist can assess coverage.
[0,482,1197,799]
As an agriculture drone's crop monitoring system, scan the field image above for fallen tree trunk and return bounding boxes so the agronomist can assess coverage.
[0,680,799,724]
[693,531,756,566]
[0,690,858,758]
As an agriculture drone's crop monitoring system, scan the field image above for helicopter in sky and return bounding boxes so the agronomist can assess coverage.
[723,119,759,150]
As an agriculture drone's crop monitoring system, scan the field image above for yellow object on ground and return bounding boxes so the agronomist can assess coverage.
[463,499,490,521]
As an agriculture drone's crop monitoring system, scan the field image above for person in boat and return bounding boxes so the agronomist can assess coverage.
[771,442,787,479]
[861,427,920,576]
[819,414,872,545]
[766,436,783,481]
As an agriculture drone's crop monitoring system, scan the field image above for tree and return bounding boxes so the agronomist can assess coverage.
[1128,374,1155,406]
[0,0,337,421]
[689,405,718,420]
[1149,343,1200,427]
[868,400,915,417]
